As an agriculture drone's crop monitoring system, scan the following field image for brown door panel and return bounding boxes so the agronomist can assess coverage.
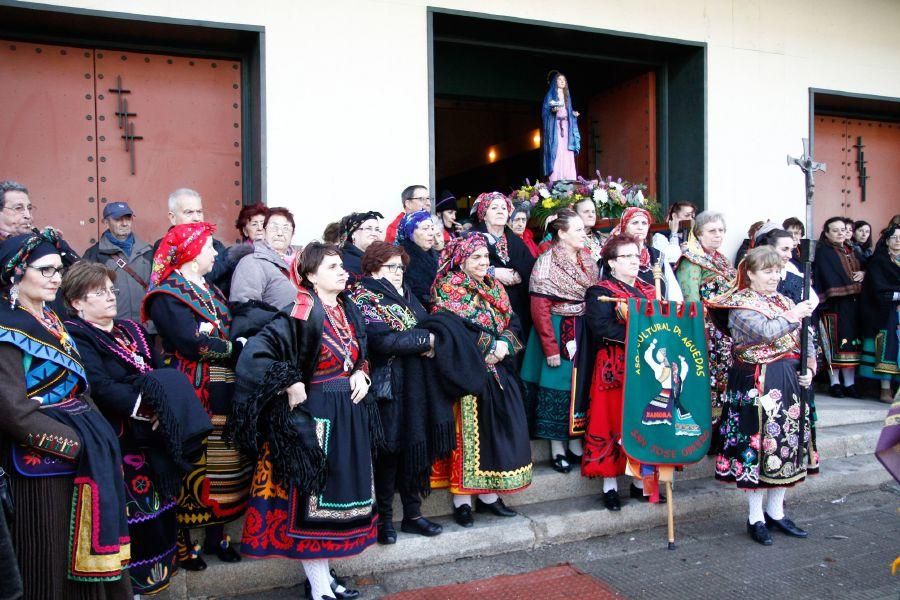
[813,116,850,223]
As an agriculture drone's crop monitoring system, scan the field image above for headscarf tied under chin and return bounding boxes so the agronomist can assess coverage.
[150,222,216,287]
[0,227,63,286]
[340,211,383,247]
[395,210,432,246]
[435,232,487,281]
[603,206,653,267]
[471,191,513,223]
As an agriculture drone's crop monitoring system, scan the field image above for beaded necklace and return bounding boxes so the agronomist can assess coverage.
[20,305,73,353]
[181,275,220,326]
[111,325,149,372]
[323,302,354,372]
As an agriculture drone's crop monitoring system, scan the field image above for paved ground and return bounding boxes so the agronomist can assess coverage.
[224,483,900,600]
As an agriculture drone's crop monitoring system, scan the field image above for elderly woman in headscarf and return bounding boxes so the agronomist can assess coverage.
[602,206,682,302]
[509,201,539,258]
[0,228,132,599]
[520,209,597,472]
[676,211,737,431]
[430,233,533,528]
[340,211,384,283]
[142,222,251,571]
[396,209,440,308]
[471,191,537,337]
[230,242,378,600]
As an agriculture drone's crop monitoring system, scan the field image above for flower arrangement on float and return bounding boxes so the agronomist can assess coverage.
[514,172,662,228]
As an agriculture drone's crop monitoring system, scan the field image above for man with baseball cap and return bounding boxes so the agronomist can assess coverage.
[83,201,154,323]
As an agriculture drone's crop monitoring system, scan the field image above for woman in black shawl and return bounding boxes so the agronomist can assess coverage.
[813,216,865,398]
[859,224,900,402]
[62,261,212,592]
[0,229,132,599]
[231,243,376,600]
[347,241,443,545]
[397,210,440,308]
[471,192,537,337]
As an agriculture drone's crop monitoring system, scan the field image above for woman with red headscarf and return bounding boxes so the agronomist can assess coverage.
[430,233,533,528]
[142,222,251,571]
[471,192,537,337]
[602,207,682,302]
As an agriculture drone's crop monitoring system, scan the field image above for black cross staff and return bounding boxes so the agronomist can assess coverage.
[787,137,826,236]
[108,75,143,175]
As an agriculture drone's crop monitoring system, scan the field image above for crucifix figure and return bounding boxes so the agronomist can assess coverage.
[787,137,826,236]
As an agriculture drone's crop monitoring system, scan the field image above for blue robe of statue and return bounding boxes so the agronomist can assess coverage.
[541,76,581,178]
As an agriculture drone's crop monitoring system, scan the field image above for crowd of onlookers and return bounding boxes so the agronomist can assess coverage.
[0,176,897,599]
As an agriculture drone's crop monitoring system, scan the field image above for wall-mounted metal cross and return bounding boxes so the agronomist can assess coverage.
[108,75,143,175]
[853,136,868,203]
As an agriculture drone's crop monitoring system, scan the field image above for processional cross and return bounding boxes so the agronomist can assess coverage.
[786,137,826,235]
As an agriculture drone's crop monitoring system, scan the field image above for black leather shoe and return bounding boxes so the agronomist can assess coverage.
[629,483,666,503]
[178,554,207,571]
[829,383,844,398]
[205,536,241,562]
[602,489,621,511]
[475,497,517,517]
[304,572,359,599]
[453,504,474,527]
[377,522,397,544]
[401,516,443,537]
[551,454,572,474]
[565,448,583,466]
[747,521,773,545]
[843,385,862,399]
[765,513,808,538]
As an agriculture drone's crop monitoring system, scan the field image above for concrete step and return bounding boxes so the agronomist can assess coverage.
[171,452,893,599]
[812,395,889,428]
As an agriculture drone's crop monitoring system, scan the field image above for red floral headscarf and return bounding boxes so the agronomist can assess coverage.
[435,232,487,280]
[604,206,652,267]
[150,222,216,287]
[471,191,513,222]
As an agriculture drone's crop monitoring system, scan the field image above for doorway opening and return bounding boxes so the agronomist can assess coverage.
[429,10,706,215]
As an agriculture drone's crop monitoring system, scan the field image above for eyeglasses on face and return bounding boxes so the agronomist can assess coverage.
[28,265,65,278]
[410,196,433,203]
[382,264,406,273]
[267,224,294,234]
[358,226,383,234]
[615,253,641,260]
[84,287,119,299]
[2,204,34,215]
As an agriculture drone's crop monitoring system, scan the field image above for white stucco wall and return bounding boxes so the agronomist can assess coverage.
[25,0,900,249]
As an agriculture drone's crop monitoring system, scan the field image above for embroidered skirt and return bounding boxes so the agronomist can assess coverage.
[819,296,862,368]
[714,358,819,489]
[122,450,177,595]
[432,364,533,494]
[242,379,377,560]
[860,332,900,380]
[520,315,589,440]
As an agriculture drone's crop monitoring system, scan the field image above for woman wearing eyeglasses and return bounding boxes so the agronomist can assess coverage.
[340,211,384,284]
[230,208,300,338]
[0,229,132,599]
[62,261,213,595]
[397,210,440,308]
[347,241,445,545]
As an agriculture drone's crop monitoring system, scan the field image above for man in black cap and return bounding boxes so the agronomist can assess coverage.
[83,201,154,323]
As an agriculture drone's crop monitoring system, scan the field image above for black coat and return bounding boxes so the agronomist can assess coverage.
[400,239,439,308]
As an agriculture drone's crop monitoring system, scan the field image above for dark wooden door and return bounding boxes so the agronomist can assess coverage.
[0,39,243,251]
[814,115,900,231]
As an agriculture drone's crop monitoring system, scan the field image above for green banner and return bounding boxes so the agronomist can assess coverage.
[622,299,711,465]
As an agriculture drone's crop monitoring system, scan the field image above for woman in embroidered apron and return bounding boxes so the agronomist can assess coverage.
[63,261,213,595]
[582,234,665,510]
[231,242,377,600]
[470,192,537,339]
[142,222,251,571]
[520,209,597,472]
[0,229,132,599]
[711,246,818,546]
[814,216,865,398]
[430,233,533,527]
[676,211,737,437]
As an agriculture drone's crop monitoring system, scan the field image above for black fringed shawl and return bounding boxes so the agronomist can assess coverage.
[814,240,862,300]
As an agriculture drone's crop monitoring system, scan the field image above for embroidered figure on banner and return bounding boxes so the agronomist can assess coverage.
[640,338,701,437]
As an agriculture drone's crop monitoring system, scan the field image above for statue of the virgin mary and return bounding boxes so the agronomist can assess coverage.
[541,71,581,182]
